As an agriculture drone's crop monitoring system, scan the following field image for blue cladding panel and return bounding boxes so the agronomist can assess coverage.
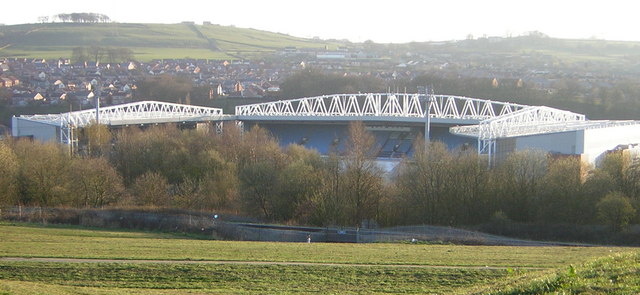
[246,123,475,158]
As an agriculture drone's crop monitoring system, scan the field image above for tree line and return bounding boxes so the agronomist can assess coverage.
[71,46,134,64]
[0,122,638,231]
[54,13,111,23]
[38,13,112,24]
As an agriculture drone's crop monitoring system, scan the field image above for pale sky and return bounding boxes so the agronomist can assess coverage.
[3,0,639,43]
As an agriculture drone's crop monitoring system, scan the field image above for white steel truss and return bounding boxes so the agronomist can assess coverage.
[450,106,587,140]
[20,101,224,128]
[235,93,526,120]
[17,101,224,145]
[450,106,587,165]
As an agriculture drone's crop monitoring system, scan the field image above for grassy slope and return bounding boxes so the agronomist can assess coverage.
[0,223,630,267]
[468,251,640,295]
[0,262,509,294]
[198,25,334,51]
[3,23,640,67]
[0,23,340,61]
[410,36,640,69]
[0,222,637,294]
[3,255,638,295]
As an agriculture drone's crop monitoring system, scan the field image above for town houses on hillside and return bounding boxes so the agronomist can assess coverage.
[0,58,287,107]
[0,46,419,108]
[1,42,624,109]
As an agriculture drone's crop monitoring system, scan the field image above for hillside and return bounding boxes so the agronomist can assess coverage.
[3,23,640,68]
[4,23,640,120]
[0,22,342,61]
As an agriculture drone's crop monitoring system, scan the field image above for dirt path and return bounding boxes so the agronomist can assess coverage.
[0,257,547,270]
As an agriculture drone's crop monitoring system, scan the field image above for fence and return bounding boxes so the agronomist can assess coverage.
[1,207,536,245]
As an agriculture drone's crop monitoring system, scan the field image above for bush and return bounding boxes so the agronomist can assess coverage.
[490,210,511,225]
[596,191,636,232]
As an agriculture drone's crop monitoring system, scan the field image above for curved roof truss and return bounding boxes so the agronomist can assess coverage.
[19,101,224,127]
[450,106,587,139]
[235,93,526,121]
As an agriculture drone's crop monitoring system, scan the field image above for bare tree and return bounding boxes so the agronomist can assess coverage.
[13,140,71,207]
[537,157,583,223]
[131,172,171,207]
[239,161,279,219]
[597,191,636,231]
[70,157,125,208]
[272,145,325,222]
[82,123,112,157]
[308,153,344,226]
[0,142,19,206]
[341,122,383,226]
[491,150,548,222]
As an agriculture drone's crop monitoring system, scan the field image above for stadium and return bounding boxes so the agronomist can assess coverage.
[12,93,640,166]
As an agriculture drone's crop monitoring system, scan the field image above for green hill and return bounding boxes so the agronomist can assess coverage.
[0,23,342,61]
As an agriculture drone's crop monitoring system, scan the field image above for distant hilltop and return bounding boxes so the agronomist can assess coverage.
[0,22,345,61]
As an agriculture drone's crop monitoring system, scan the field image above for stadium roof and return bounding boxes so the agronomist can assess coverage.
[450,106,640,139]
[235,93,527,123]
[16,101,225,127]
[20,94,636,145]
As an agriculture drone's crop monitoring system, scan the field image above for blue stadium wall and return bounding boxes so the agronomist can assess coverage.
[244,121,475,158]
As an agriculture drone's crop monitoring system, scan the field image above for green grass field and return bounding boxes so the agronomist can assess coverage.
[0,262,511,294]
[0,223,628,267]
[480,252,640,295]
[0,222,637,294]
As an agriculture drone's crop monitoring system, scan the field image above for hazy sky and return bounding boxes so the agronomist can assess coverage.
[3,0,639,43]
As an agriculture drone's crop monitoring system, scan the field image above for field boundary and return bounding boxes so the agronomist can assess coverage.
[0,207,593,246]
[0,257,548,270]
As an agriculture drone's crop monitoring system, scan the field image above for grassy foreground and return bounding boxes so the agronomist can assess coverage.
[0,223,628,267]
[0,222,637,294]
[475,251,640,295]
[0,262,509,294]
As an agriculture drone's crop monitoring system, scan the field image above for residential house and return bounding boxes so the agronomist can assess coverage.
[1,77,14,87]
